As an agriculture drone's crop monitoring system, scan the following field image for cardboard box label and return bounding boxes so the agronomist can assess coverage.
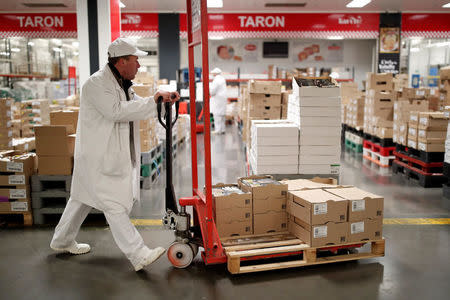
[10,189,26,199]
[8,175,25,185]
[330,164,340,174]
[11,201,28,212]
[313,225,327,238]
[313,203,327,215]
[6,161,23,172]
[351,221,365,234]
[352,200,365,212]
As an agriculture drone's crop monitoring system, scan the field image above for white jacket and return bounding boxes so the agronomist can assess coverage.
[209,74,227,116]
[70,65,155,214]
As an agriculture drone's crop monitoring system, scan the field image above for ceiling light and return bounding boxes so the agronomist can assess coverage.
[410,48,420,52]
[346,0,371,8]
[27,41,34,46]
[119,1,125,8]
[11,48,21,52]
[328,36,344,40]
[443,3,450,8]
[207,0,223,8]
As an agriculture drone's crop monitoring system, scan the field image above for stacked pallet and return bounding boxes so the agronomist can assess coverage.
[140,141,163,189]
[393,99,429,146]
[0,151,35,226]
[440,66,450,110]
[290,78,341,175]
[0,98,13,150]
[20,100,50,138]
[346,95,365,129]
[249,120,298,174]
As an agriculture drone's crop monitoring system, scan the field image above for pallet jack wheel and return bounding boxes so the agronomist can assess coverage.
[167,242,194,268]
[189,243,199,257]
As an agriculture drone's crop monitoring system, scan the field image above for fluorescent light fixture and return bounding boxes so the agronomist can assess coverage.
[53,47,62,52]
[119,1,125,8]
[328,36,344,40]
[72,41,79,47]
[207,0,223,8]
[443,3,450,8]
[410,47,420,52]
[209,36,224,40]
[11,48,21,52]
[74,52,79,56]
[346,0,371,8]
[27,41,34,46]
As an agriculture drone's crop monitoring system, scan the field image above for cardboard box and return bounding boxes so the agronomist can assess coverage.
[348,218,383,242]
[132,85,153,97]
[287,189,347,225]
[0,199,30,213]
[298,164,340,175]
[325,187,384,221]
[418,112,448,130]
[254,211,287,235]
[212,183,252,212]
[248,80,281,94]
[0,185,29,200]
[248,93,281,107]
[0,174,29,186]
[440,66,450,80]
[299,107,341,117]
[375,127,393,139]
[298,155,340,165]
[299,145,340,156]
[288,215,347,247]
[298,116,341,127]
[408,139,417,149]
[38,156,73,175]
[238,175,287,214]
[418,129,447,140]
[297,86,340,98]
[50,110,79,134]
[35,126,75,156]
[299,135,341,146]
[408,127,418,139]
[248,106,282,119]
[417,141,445,152]
[409,111,420,126]
[281,178,342,191]
[252,145,298,156]
[366,73,394,91]
[0,151,35,175]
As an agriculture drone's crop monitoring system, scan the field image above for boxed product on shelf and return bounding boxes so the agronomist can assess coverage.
[212,183,253,237]
[366,72,394,91]
[238,175,288,235]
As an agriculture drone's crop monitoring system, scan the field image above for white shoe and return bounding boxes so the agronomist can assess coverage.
[134,247,166,272]
[51,241,91,255]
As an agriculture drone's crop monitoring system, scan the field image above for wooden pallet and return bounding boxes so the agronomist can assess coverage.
[222,232,385,274]
[0,211,33,227]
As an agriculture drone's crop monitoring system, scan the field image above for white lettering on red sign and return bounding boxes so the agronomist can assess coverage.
[238,16,285,28]
[122,15,141,25]
[338,16,362,25]
[17,16,64,28]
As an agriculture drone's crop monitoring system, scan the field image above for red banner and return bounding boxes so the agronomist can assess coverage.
[121,13,158,37]
[0,13,77,38]
[180,13,379,39]
[402,14,450,38]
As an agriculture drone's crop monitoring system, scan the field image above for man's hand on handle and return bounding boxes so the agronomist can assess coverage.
[154,91,180,104]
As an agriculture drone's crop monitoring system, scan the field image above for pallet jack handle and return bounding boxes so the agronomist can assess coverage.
[157,94,180,214]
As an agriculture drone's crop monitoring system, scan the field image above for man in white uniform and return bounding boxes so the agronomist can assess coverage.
[50,38,179,271]
[209,68,227,134]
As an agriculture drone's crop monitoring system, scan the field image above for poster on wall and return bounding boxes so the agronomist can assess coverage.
[292,41,343,63]
[210,40,259,63]
[379,27,400,53]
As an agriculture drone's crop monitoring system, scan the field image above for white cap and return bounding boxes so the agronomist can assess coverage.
[211,68,222,74]
[108,37,147,58]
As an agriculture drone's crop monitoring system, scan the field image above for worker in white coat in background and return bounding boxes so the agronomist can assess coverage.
[50,37,180,271]
[209,68,227,134]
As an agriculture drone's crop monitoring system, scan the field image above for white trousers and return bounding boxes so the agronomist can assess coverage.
[214,115,226,133]
[50,198,151,267]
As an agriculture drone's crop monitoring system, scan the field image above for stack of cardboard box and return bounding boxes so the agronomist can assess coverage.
[393,74,409,92]
[212,184,253,237]
[245,80,282,145]
[20,100,50,138]
[285,179,383,247]
[249,120,298,174]
[280,91,290,119]
[444,107,450,164]
[416,112,448,152]
[35,126,74,175]
[290,79,341,175]
[239,175,288,235]
[393,99,429,146]
[0,151,35,214]
[0,98,13,150]
[346,95,365,128]
[140,118,158,152]
[176,115,190,143]
[439,67,450,109]
[340,82,359,107]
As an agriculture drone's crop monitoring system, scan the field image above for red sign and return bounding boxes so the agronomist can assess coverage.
[402,14,450,38]
[180,13,379,38]
[121,13,158,37]
[0,13,77,38]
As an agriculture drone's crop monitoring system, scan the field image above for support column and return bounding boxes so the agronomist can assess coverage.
[158,13,180,80]
[76,0,121,87]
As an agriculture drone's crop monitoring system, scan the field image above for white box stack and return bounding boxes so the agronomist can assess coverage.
[249,120,299,174]
[444,108,450,164]
[291,78,341,175]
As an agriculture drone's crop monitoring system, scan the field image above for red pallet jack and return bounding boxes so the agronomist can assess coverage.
[157,0,226,268]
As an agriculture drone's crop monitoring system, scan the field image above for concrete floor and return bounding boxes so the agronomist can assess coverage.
[1,125,449,300]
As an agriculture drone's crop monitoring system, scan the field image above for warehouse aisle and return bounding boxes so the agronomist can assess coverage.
[0,124,449,300]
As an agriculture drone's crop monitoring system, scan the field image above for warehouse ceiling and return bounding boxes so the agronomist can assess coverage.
[1,0,450,12]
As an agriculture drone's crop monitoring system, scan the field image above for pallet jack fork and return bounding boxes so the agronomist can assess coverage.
[158,0,226,268]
